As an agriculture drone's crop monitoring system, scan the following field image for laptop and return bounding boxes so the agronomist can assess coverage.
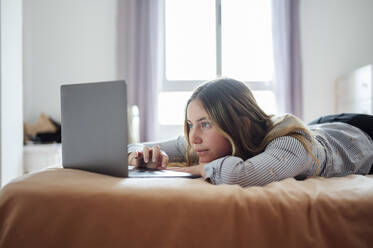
[61,80,199,178]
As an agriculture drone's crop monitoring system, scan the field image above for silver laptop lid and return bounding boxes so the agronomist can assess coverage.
[61,80,128,177]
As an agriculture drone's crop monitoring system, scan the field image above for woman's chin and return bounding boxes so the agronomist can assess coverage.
[198,156,216,164]
[199,154,227,164]
[198,157,211,164]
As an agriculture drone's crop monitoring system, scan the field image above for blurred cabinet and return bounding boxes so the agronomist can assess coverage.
[23,143,62,173]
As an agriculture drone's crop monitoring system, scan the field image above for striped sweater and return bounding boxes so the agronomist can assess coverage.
[128,121,373,187]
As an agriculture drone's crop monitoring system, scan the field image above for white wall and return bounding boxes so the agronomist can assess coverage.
[300,0,373,122]
[23,0,119,124]
[22,0,373,132]
[1,0,23,187]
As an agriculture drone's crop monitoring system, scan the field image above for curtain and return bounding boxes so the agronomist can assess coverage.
[271,0,303,119]
[118,0,162,142]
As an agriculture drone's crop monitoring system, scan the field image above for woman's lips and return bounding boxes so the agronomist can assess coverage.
[195,149,209,156]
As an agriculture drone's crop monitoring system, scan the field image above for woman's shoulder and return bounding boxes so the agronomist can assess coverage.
[266,113,313,143]
[265,135,306,151]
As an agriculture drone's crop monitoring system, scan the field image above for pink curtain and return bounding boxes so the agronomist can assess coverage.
[117,0,162,142]
[271,0,303,118]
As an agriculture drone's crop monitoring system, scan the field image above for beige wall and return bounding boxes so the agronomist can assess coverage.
[300,0,373,122]
[23,0,119,124]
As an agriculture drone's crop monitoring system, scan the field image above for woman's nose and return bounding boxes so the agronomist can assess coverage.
[190,129,202,144]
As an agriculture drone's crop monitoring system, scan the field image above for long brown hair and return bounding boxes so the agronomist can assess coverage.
[184,77,319,174]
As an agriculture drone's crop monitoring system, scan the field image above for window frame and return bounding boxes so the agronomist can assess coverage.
[161,0,274,92]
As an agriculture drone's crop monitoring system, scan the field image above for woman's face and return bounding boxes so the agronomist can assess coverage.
[186,99,232,163]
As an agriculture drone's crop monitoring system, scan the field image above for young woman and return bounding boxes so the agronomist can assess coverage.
[128,78,373,187]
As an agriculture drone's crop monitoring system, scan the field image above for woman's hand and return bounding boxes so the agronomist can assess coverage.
[167,163,207,178]
[128,145,169,169]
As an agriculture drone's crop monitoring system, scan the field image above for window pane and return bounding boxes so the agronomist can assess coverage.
[252,90,278,115]
[165,0,216,80]
[159,91,192,125]
[159,90,277,126]
[221,0,273,81]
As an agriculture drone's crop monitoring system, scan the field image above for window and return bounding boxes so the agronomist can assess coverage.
[159,0,276,130]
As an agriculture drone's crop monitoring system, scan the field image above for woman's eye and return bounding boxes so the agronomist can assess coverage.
[187,123,193,129]
[200,122,211,128]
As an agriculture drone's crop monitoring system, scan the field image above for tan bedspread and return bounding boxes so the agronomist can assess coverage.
[1,168,373,248]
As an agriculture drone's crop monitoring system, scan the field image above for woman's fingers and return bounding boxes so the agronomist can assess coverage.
[161,155,169,168]
[167,167,187,172]
[167,164,203,176]
[160,151,169,168]
[129,151,142,167]
[142,146,150,163]
[152,146,168,169]
[152,145,160,163]
[135,151,145,168]
[131,145,168,169]
[128,152,136,166]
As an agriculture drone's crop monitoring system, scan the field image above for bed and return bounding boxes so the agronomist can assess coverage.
[1,168,373,248]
